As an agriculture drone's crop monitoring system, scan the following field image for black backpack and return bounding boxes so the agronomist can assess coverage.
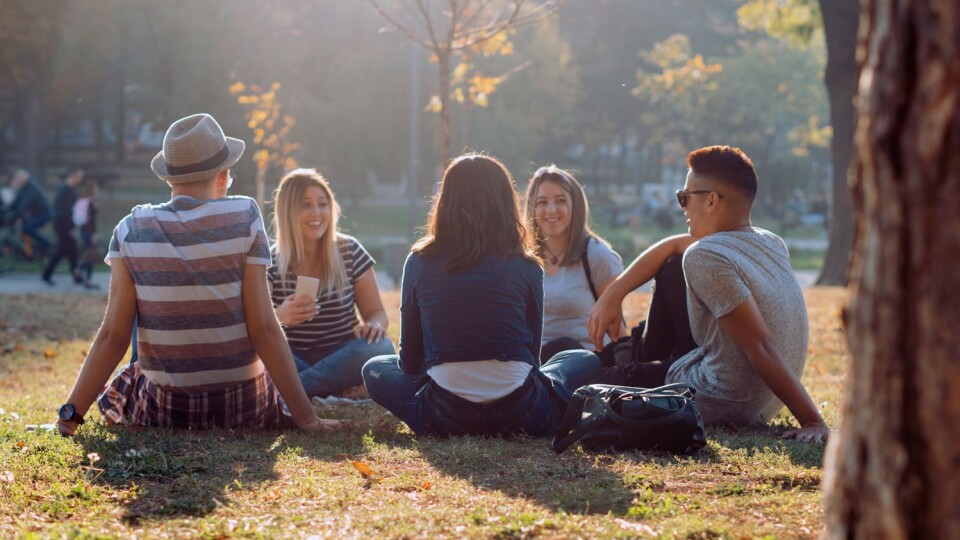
[552,383,707,454]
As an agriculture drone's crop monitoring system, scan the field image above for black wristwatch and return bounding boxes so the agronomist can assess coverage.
[58,403,85,424]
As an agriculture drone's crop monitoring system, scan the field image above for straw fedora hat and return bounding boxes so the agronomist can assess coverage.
[150,113,245,184]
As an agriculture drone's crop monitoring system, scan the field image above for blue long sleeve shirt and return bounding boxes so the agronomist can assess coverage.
[398,250,544,375]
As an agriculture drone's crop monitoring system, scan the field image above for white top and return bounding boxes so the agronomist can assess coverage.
[428,360,533,403]
[542,237,623,349]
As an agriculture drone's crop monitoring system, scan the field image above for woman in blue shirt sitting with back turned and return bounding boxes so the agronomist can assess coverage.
[362,153,600,437]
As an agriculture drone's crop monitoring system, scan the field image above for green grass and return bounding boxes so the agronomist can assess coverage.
[0,288,848,538]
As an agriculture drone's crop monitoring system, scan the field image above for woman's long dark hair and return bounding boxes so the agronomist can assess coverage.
[412,153,539,273]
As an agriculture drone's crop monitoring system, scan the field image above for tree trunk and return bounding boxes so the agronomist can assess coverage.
[822,0,960,537]
[255,167,267,210]
[815,0,859,285]
[437,50,452,171]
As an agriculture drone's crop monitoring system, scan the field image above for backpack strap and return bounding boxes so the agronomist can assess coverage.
[581,236,599,301]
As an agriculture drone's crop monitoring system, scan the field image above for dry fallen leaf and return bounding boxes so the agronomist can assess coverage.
[351,461,382,482]
[420,481,432,490]
[350,461,377,480]
[14,344,24,352]
[43,347,57,358]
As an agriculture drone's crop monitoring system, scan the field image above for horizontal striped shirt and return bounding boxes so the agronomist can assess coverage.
[107,195,272,392]
[268,235,374,351]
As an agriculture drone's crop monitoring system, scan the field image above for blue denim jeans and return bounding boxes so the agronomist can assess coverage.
[295,337,396,399]
[361,349,601,437]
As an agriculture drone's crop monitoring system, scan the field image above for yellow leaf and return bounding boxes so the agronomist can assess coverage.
[228,81,246,95]
[351,460,380,481]
[420,481,432,490]
[425,95,443,113]
[43,347,56,358]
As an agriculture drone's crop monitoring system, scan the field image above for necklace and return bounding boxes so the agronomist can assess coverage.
[543,244,564,265]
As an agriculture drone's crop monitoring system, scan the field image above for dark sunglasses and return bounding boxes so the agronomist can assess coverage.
[676,190,722,208]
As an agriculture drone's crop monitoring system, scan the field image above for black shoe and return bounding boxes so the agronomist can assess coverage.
[41,276,56,287]
[73,270,84,285]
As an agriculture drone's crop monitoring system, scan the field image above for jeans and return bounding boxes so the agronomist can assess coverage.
[21,215,52,253]
[361,350,601,437]
[295,337,396,399]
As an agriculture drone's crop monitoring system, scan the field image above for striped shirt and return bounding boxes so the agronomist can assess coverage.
[268,235,374,352]
[106,195,272,392]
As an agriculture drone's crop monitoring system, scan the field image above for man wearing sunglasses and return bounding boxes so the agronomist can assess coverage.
[586,145,829,443]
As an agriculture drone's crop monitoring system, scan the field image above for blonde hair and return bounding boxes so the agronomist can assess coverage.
[271,168,347,296]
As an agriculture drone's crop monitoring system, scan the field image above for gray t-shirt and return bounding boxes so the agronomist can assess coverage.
[542,237,623,350]
[666,228,808,424]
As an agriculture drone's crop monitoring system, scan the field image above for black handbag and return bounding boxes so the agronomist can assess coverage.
[552,383,707,454]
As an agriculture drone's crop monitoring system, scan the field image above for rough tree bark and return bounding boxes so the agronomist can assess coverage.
[822,0,960,537]
[815,0,860,286]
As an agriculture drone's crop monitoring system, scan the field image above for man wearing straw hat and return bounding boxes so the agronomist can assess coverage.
[56,113,341,435]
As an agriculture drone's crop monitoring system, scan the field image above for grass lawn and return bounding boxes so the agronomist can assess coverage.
[0,287,848,539]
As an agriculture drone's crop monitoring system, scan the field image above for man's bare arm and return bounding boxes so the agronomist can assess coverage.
[718,297,829,442]
[587,234,696,348]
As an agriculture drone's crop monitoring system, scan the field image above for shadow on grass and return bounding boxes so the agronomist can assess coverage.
[351,405,827,517]
[701,424,826,468]
[74,418,376,525]
[352,406,638,517]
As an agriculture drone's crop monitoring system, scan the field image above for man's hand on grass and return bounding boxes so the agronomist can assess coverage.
[781,421,830,443]
[57,419,79,437]
[300,418,352,432]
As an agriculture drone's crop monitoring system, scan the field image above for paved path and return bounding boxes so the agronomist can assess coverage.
[0,269,819,296]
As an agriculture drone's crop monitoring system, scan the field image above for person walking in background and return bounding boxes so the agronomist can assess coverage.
[72,179,100,289]
[362,153,600,437]
[42,167,85,286]
[269,168,393,400]
[7,168,53,257]
[56,113,339,435]
[523,165,623,362]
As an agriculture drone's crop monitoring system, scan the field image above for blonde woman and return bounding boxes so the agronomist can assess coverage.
[524,165,624,361]
[269,169,394,399]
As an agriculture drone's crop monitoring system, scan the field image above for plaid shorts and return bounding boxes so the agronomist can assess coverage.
[98,362,294,429]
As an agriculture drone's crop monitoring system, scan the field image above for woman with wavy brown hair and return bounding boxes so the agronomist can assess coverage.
[524,165,624,361]
[361,153,600,437]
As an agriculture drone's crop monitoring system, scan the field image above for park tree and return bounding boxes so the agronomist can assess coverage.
[739,0,860,285]
[229,82,300,208]
[0,0,62,173]
[822,0,960,537]
[365,0,557,171]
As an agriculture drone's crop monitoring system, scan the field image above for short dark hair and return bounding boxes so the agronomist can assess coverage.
[686,146,757,200]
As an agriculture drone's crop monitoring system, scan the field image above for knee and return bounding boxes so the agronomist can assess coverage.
[372,337,396,356]
[361,354,398,387]
[549,349,600,368]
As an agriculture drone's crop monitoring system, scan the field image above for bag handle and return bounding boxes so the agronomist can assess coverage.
[599,383,698,431]
[580,236,599,301]
[552,388,604,453]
